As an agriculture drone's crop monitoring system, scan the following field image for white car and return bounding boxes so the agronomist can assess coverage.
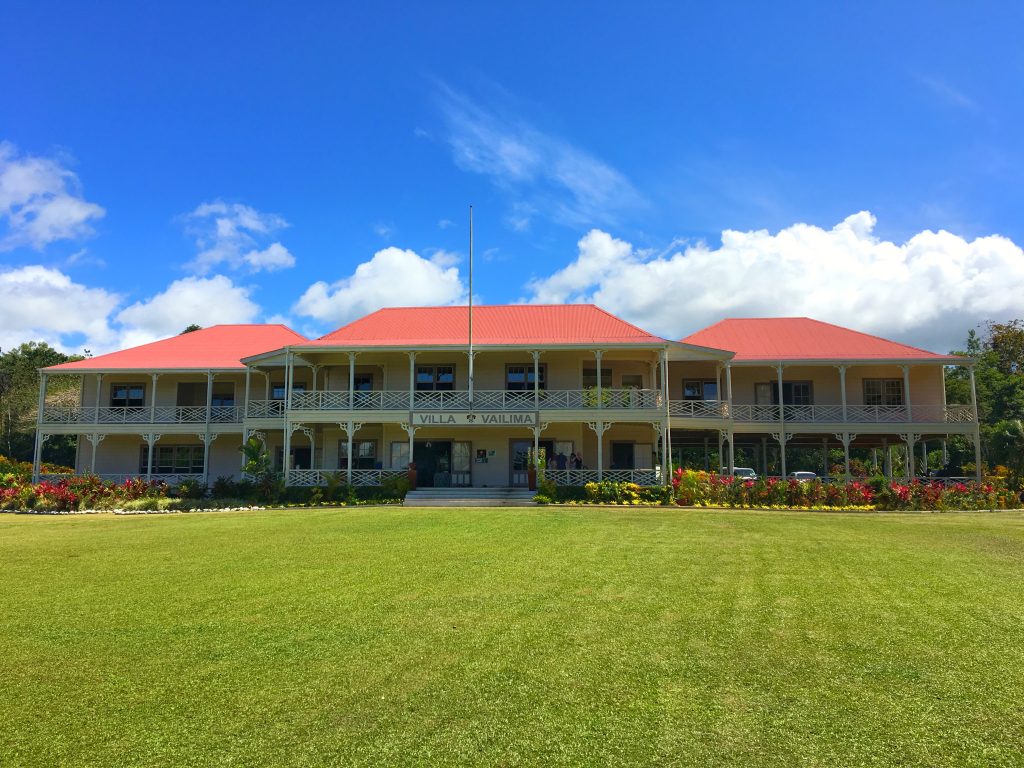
[789,471,817,482]
[721,467,759,480]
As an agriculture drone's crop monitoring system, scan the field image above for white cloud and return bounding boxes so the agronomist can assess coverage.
[0,266,119,353]
[242,242,294,271]
[184,200,294,274]
[436,85,644,228]
[0,142,105,250]
[438,218,453,230]
[525,213,1024,353]
[293,246,465,327]
[115,275,261,348]
[374,223,394,238]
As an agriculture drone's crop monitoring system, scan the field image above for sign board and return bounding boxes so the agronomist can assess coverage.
[414,412,536,426]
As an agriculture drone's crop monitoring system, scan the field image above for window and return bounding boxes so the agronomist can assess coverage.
[582,367,612,388]
[353,373,373,392]
[505,364,546,391]
[683,380,718,401]
[755,381,813,405]
[864,379,904,406]
[111,383,145,407]
[339,439,377,469]
[621,374,643,389]
[139,445,204,474]
[416,365,455,391]
[271,382,306,400]
[176,382,205,406]
[391,441,410,470]
[211,382,235,407]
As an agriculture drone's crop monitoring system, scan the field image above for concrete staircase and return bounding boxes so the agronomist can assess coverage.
[404,487,537,507]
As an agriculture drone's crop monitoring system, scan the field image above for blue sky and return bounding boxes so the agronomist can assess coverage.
[2,1,1023,354]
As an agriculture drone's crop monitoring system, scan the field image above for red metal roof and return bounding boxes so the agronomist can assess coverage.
[45,325,307,372]
[681,318,962,362]
[303,305,669,347]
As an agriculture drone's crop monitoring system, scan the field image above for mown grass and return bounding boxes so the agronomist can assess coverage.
[2,507,1023,767]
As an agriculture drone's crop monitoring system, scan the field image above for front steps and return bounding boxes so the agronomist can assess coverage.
[404,487,537,507]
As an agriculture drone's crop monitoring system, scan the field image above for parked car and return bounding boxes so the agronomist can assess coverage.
[720,467,759,480]
[789,471,817,482]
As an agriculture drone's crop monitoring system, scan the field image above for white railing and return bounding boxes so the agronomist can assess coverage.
[543,469,662,486]
[413,391,472,410]
[943,405,977,424]
[728,404,781,422]
[721,404,978,424]
[41,405,243,425]
[669,400,727,418]
[282,389,665,412]
[247,400,285,418]
[287,469,406,487]
[783,405,845,422]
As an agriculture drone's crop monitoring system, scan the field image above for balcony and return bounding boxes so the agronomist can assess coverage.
[247,388,666,417]
[41,405,244,425]
[726,404,976,424]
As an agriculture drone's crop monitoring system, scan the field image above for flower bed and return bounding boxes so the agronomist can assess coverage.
[670,469,1023,512]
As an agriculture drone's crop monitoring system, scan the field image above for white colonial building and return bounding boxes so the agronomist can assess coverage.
[34,305,982,486]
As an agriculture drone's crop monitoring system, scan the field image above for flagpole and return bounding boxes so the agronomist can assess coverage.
[468,204,474,408]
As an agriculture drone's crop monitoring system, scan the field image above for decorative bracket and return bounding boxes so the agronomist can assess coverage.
[291,424,313,441]
[338,421,364,437]
[400,422,420,438]
[833,432,857,448]
[196,433,220,446]
[586,421,610,437]
[530,422,550,439]
[770,432,793,444]
[898,433,922,446]
[144,432,162,446]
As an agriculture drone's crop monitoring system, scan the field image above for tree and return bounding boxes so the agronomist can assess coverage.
[181,324,203,334]
[946,321,1024,478]
[0,342,80,462]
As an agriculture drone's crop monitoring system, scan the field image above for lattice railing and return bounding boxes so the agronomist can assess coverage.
[669,400,727,418]
[944,405,977,423]
[543,469,661,486]
[247,400,285,418]
[845,405,909,423]
[287,469,406,487]
[729,404,780,422]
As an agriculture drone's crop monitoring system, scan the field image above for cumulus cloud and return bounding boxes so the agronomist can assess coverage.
[115,275,262,348]
[293,246,466,327]
[526,213,1024,353]
[0,266,119,353]
[184,200,295,274]
[436,84,644,229]
[0,142,106,250]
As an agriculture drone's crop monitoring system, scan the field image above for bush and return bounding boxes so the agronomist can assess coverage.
[583,481,672,506]
[175,478,207,499]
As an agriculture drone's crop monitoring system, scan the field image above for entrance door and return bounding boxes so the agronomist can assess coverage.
[611,442,635,470]
[509,439,554,487]
[413,440,452,487]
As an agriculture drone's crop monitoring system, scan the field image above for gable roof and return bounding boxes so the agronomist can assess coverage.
[300,305,670,348]
[681,318,963,363]
[45,325,307,372]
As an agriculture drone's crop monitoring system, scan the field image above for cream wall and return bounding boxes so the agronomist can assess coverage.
[77,372,250,408]
[303,350,661,392]
[75,434,244,478]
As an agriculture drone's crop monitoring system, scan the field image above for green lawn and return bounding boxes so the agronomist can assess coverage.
[2,508,1023,767]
